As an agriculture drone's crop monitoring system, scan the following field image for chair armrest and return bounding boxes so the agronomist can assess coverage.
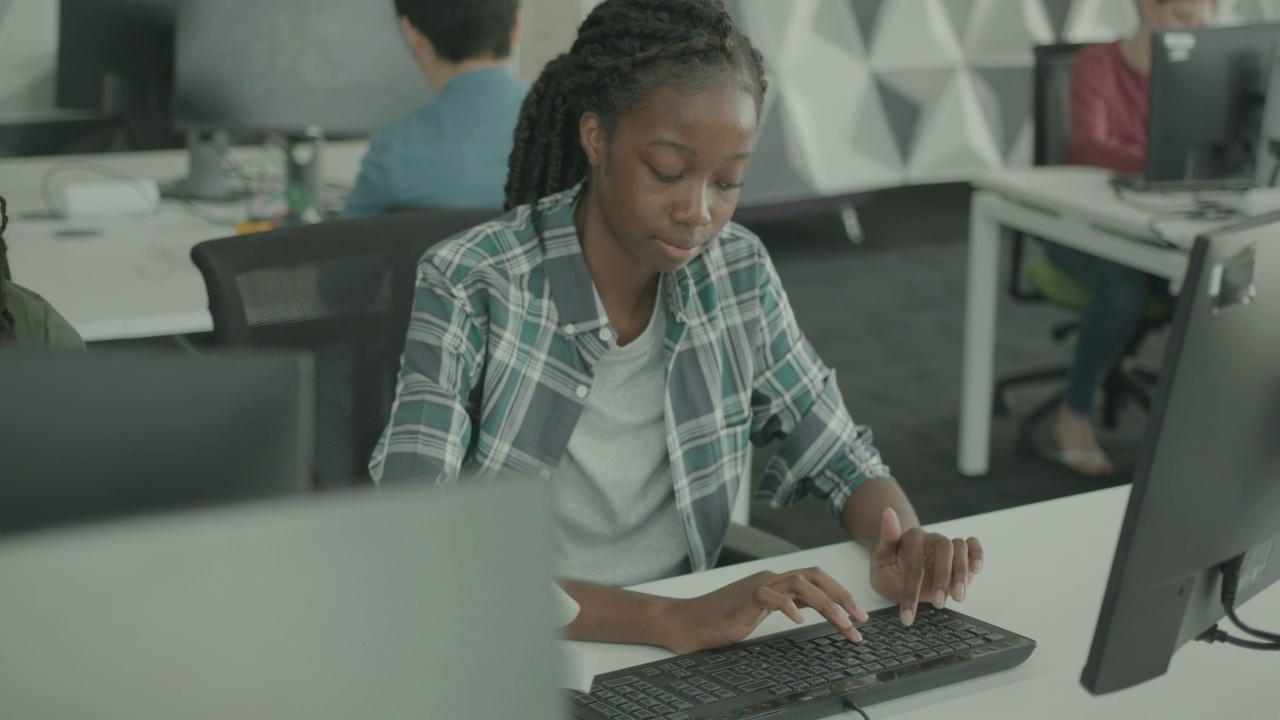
[717,522,802,566]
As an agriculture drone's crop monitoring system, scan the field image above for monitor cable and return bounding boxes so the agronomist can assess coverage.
[841,697,872,720]
[1198,555,1280,650]
[1220,555,1280,644]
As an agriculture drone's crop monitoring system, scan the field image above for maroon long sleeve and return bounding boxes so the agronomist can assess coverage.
[1066,42,1150,175]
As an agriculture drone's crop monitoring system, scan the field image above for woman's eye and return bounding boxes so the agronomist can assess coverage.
[717,181,744,191]
[650,167,682,183]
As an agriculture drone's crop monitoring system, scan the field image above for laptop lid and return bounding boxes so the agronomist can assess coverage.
[0,482,561,720]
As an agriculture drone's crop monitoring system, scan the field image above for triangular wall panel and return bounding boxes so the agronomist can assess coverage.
[966,0,1055,65]
[868,0,964,71]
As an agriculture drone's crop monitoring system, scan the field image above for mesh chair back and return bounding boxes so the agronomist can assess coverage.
[192,208,501,489]
[1033,43,1088,167]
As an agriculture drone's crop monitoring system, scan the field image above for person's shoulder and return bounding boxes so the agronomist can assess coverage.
[421,205,543,285]
[367,101,442,150]
[2,280,86,350]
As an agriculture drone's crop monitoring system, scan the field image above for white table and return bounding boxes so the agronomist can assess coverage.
[0,142,366,342]
[956,166,1236,476]
[567,487,1280,718]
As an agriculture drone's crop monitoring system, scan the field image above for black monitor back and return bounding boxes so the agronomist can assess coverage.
[0,350,313,537]
[55,0,182,150]
[172,0,429,136]
[1147,23,1280,188]
[1082,211,1280,694]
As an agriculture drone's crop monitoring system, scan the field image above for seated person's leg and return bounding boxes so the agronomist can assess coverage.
[1042,243,1151,475]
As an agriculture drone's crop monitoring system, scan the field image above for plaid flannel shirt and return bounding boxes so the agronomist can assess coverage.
[370,186,893,570]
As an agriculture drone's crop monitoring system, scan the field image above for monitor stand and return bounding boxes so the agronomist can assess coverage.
[183,130,237,201]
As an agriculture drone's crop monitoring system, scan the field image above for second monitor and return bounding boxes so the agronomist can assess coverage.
[1145,23,1280,189]
[0,350,313,537]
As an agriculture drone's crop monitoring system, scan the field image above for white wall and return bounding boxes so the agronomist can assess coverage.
[516,0,591,82]
[0,0,58,118]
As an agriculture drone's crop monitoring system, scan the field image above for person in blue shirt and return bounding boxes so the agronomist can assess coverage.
[340,0,530,218]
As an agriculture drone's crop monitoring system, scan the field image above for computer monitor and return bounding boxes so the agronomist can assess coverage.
[55,0,183,150]
[1082,211,1280,694]
[1146,23,1280,189]
[0,482,563,720]
[171,0,430,203]
[1256,41,1280,189]
[172,1,429,136]
[0,350,314,537]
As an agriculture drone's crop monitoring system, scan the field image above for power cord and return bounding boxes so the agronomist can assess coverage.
[1197,555,1280,650]
[1220,556,1280,644]
[841,697,871,719]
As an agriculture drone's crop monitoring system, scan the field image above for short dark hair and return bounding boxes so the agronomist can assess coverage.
[394,0,520,63]
[504,0,767,231]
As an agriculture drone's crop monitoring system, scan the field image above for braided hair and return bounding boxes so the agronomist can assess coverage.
[0,195,14,342]
[504,0,767,236]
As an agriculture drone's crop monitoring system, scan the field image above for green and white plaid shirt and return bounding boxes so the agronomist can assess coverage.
[370,186,893,571]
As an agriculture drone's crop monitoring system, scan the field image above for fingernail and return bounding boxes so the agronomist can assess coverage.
[836,613,852,629]
[849,629,863,643]
[954,582,966,601]
[934,590,946,608]
[975,560,983,574]
[853,602,868,621]
[901,608,914,626]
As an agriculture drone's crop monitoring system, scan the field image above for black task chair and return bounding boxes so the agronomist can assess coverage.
[994,43,1171,456]
[192,208,501,489]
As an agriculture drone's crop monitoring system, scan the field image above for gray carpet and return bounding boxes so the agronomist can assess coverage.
[742,183,1165,549]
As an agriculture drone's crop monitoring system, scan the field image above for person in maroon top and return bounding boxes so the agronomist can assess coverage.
[1045,0,1216,476]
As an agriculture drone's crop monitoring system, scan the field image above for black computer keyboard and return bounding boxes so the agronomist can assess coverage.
[567,605,1035,720]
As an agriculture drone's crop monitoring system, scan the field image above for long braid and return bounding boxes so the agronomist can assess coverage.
[503,0,767,238]
[0,195,15,342]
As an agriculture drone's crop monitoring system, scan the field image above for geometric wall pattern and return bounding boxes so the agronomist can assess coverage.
[729,0,1280,205]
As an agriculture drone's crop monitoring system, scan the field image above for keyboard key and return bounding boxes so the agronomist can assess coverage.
[596,706,621,717]
[606,677,639,688]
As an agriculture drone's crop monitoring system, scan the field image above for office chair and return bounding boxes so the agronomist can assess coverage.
[994,43,1171,457]
[192,208,500,489]
[193,208,800,560]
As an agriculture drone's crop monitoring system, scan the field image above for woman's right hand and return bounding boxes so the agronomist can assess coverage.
[658,567,869,654]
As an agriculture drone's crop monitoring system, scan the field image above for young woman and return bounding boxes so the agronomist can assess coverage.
[1049,0,1215,475]
[372,0,982,654]
[0,196,85,350]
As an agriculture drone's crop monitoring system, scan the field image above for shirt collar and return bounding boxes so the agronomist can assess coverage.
[536,183,694,336]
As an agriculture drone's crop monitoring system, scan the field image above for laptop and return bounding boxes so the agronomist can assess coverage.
[0,482,562,720]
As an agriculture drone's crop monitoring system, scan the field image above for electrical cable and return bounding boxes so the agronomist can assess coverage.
[842,697,871,720]
[1219,556,1280,644]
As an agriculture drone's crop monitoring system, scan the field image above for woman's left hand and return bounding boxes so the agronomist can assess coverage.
[868,508,983,626]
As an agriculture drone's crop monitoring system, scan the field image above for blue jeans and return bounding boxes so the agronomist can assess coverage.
[1041,242,1171,417]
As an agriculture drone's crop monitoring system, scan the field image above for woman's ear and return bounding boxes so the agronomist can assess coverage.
[579,111,607,169]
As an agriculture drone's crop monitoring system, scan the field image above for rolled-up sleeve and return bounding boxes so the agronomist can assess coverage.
[748,251,893,520]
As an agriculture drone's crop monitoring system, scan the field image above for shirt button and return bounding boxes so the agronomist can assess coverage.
[564,323,577,336]
[538,469,551,481]
[599,328,613,342]
[575,385,589,399]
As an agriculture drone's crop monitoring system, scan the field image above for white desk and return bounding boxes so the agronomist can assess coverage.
[956,166,1235,476]
[568,487,1280,718]
[0,142,366,342]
